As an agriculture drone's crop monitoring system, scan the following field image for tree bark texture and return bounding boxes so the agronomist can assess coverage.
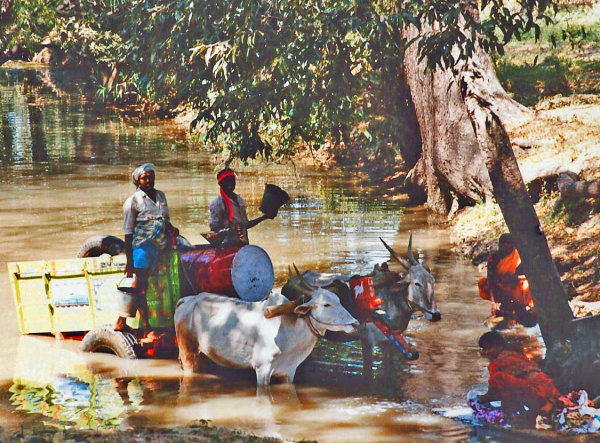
[399,7,599,394]
[401,25,529,216]
[460,66,574,350]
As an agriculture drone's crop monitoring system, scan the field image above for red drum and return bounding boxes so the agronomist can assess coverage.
[179,245,274,302]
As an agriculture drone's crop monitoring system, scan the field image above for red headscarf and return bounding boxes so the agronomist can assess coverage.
[217,169,236,223]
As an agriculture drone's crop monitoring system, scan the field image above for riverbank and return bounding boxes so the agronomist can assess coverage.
[1,422,287,443]
[449,93,600,306]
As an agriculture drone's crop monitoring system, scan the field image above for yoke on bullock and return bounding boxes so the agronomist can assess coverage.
[175,266,359,385]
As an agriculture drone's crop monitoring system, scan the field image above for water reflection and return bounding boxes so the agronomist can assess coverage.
[0,66,211,180]
[0,67,498,441]
[7,335,474,441]
[10,376,143,429]
[9,336,142,429]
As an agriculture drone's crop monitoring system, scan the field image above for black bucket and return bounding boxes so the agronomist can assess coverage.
[259,184,290,217]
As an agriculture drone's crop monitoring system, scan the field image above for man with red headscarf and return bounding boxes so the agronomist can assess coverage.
[209,168,275,246]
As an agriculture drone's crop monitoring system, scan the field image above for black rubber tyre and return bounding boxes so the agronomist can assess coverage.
[81,326,140,359]
[77,235,125,258]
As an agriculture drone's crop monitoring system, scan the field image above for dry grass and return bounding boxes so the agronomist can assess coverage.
[512,98,600,181]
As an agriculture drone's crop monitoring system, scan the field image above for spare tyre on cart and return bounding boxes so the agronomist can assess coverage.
[76,235,125,258]
[76,234,193,258]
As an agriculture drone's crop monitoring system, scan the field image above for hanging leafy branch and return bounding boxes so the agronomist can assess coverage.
[2,0,566,164]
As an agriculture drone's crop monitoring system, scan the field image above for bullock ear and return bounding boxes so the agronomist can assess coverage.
[392,275,410,291]
[294,304,312,316]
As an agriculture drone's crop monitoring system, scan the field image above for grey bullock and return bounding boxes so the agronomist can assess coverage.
[281,234,440,377]
[174,283,359,385]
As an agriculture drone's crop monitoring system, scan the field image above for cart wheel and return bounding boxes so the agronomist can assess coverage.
[76,235,125,258]
[81,326,140,359]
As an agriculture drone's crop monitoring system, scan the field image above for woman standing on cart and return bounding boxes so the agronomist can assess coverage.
[115,163,178,332]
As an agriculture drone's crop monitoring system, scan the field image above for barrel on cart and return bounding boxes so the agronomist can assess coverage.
[179,244,274,302]
[9,236,275,359]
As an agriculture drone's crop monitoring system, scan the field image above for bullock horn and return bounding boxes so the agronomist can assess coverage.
[287,265,314,298]
[293,263,318,290]
[379,237,410,270]
[407,232,419,265]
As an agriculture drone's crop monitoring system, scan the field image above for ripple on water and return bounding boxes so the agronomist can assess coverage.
[0,67,492,441]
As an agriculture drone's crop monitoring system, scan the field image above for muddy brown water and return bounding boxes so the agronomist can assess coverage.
[0,66,509,441]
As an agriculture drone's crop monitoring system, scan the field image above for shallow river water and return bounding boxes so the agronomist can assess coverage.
[0,66,503,441]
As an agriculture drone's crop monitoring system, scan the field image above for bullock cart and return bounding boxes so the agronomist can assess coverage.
[8,235,274,359]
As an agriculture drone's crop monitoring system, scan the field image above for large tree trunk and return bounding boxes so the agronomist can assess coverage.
[460,64,573,348]
[401,13,599,392]
[459,60,600,394]
[401,25,529,215]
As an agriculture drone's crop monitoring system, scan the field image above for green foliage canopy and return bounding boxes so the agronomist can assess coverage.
[0,0,62,56]
[109,0,557,162]
[2,0,562,163]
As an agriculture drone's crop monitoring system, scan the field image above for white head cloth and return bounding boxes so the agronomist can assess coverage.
[132,163,155,187]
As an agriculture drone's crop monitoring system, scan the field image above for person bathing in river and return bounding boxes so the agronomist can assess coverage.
[209,168,275,246]
[474,331,559,422]
[478,233,537,327]
[115,163,179,332]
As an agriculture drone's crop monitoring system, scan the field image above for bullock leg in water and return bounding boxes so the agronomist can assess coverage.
[176,324,203,374]
[361,342,399,380]
[382,343,395,378]
[360,333,374,380]
[256,364,275,385]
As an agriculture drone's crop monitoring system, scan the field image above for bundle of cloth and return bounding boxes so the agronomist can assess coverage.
[554,390,600,434]
[467,390,506,425]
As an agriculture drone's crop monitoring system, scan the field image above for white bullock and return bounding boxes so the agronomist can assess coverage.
[175,290,359,385]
